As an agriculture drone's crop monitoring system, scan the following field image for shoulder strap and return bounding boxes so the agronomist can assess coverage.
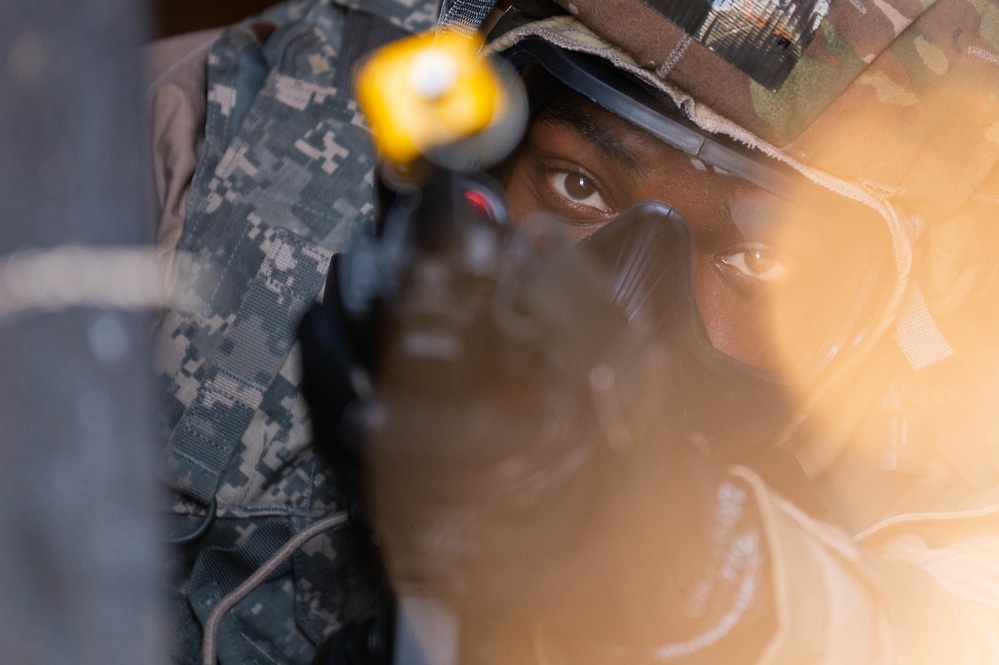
[438,0,498,37]
[160,5,411,506]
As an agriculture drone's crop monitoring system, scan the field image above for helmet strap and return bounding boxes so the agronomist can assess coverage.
[438,0,499,38]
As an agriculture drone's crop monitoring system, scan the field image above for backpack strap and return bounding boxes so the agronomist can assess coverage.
[163,230,335,504]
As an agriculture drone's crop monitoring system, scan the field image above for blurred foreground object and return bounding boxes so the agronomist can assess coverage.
[0,2,164,664]
[355,28,527,171]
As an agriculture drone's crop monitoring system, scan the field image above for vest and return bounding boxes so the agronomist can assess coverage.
[155,2,437,663]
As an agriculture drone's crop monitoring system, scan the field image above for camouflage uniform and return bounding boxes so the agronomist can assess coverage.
[152,2,437,663]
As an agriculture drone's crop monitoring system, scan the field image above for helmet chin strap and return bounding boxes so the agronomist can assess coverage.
[893,280,954,371]
[888,210,954,372]
[437,0,499,38]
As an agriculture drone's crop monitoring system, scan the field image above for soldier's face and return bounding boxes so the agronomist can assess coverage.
[499,93,888,376]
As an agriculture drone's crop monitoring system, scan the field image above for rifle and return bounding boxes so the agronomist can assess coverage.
[300,28,780,665]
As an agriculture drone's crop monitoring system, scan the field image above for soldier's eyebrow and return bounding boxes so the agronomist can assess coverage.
[535,99,643,174]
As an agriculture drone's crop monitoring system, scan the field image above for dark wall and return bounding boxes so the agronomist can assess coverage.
[153,0,285,38]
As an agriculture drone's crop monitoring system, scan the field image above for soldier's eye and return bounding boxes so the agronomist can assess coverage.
[546,170,612,214]
[717,243,789,286]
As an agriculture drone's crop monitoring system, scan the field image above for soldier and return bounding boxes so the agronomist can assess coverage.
[148,0,999,663]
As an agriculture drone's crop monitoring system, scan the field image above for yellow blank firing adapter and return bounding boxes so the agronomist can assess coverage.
[355,30,526,170]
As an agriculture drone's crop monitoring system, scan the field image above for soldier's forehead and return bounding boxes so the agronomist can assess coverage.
[534,94,704,177]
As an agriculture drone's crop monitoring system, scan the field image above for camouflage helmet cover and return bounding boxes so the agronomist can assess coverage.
[539,0,999,225]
